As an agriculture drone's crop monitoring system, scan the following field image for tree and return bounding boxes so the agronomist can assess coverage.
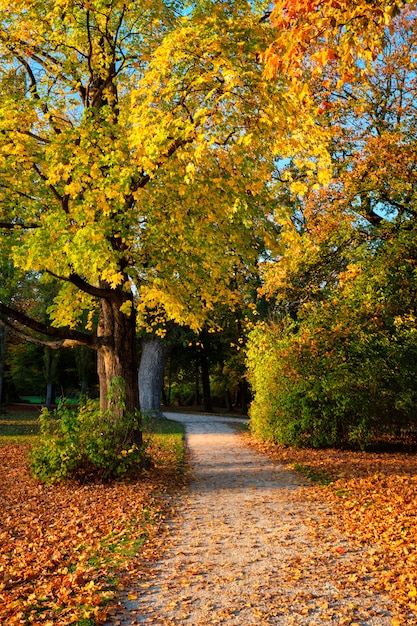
[264,0,412,81]
[247,229,417,447]
[0,0,284,437]
[248,8,417,447]
[138,334,170,418]
[261,0,416,182]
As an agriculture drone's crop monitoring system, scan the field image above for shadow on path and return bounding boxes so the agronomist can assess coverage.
[106,413,395,625]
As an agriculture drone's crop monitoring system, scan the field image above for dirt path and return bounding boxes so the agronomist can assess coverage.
[107,413,395,625]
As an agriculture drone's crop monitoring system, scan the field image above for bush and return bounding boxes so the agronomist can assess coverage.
[31,381,147,482]
[247,308,417,449]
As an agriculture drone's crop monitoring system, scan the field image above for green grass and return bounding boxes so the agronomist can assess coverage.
[292,462,334,486]
[0,408,186,481]
[143,416,186,470]
[19,396,79,404]
[0,409,40,445]
[142,415,185,435]
[0,410,186,470]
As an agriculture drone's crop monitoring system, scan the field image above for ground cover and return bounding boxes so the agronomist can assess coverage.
[0,409,186,626]
[248,434,417,625]
[3,408,417,625]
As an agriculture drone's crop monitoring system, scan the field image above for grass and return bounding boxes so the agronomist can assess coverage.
[292,462,334,486]
[0,408,41,444]
[143,415,186,472]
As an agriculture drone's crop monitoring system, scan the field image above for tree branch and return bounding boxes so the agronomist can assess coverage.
[32,163,65,207]
[69,272,123,301]
[0,320,92,350]
[0,221,39,229]
[131,136,194,192]
[45,270,124,303]
[0,302,97,348]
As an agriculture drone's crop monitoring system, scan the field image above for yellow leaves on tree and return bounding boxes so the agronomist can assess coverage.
[0,0,289,335]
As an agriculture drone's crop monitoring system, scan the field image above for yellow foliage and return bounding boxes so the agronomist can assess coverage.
[0,0,296,333]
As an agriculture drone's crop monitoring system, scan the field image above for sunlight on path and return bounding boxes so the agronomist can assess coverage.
[107,413,394,625]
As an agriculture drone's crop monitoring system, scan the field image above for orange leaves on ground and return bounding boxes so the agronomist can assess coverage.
[250,438,417,622]
[0,443,183,625]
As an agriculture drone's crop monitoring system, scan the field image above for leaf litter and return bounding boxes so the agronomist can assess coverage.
[0,433,186,625]
[107,413,413,625]
[249,438,417,625]
[2,414,417,625]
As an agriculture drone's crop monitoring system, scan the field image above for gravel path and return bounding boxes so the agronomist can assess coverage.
[108,413,395,625]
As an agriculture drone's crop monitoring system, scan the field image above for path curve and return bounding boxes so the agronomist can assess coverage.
[108,413,394,625]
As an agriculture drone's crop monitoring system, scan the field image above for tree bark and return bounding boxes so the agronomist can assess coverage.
[224,389,233,412]
[238,379,249,415]
[194,364,201,406]
[43,348,58,409]
[0,326,4,406]
[200,352,213,413]
[96,287,141,443]
[138,335,170,417]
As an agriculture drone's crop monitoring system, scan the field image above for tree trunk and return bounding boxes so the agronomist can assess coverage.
[75,345,94,395]
[224,389,233,412]
[43,348,58,409]
[138,335,170,417]
[45,381,54,409]
[0,326,4,406]
[238,379,249,415]
[200,352,213,413]
[194,363,201,406]
[96,288,141,444]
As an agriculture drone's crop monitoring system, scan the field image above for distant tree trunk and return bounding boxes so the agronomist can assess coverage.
[75,345,94,395]
[195,362,201,406]
[163,355,172,406]
[238,379,249,415]
[138,335,170,417]
[0,326,4,406]
[45,380,54,409]
[43,348,58,409]
[224,389,233,412]
[200,352,213,412]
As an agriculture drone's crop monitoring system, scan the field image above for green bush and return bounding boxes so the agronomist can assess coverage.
[247,213,417,449]
[247,305,417,449]
[31,380,147,483]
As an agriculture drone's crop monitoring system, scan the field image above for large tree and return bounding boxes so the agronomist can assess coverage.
[0,0,283,430]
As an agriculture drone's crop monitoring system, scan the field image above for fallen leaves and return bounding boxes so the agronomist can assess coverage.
[0,436,186,625]
[249,436,417,623]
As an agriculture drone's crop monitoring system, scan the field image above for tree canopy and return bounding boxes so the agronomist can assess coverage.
[0,0,287,419]
[265,0,413,81]
[247,5,417,448]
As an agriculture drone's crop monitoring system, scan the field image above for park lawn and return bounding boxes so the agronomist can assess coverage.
[0,410,186,626]
[249,435,417,625]
[0,408,41,445]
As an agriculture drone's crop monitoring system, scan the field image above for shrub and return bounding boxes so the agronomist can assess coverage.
[246,308,417,449]
[31,379,147,483]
